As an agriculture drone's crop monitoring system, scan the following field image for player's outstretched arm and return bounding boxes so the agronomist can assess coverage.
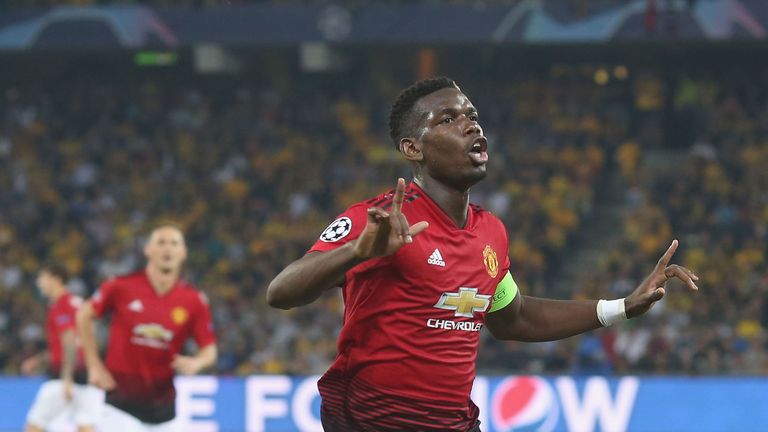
[266,245,364,310]
[267,178,428,310]
[76,303,115,390]
[485,240,699,342]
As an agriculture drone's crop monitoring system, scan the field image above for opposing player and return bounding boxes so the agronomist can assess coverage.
[24,264,103,432]
[76,225,217,432]
[267,77,700,431]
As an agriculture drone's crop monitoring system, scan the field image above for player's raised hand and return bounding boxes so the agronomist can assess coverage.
[625,240,699,318]
[88,362,116,391]
[352,178,429,259]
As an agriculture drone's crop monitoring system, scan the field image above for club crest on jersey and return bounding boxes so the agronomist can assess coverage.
[483,245,499,278]
[319,217,352,243]
[171,306,188,325]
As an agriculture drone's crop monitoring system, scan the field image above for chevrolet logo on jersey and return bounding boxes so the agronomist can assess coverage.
[434,287,491,318]
[131,323,174,349]
[133,323,173,342]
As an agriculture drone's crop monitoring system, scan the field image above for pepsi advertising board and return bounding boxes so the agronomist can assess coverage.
[2,375,767,431]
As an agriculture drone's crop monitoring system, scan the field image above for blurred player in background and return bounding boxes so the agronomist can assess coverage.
[23,263,103,432]
[267,77,700,431]
[76,224,217,432]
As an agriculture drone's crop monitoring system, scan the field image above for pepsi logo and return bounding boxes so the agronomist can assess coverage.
[492,376,559,432]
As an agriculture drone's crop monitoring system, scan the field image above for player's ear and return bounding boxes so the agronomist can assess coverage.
[400,137,423,162]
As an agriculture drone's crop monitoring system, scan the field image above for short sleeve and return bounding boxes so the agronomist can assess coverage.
[89,279,118,317]
[308,204,369,253]
[500,254,511,280]
[192,292,216,348]
[54,296,83,331]
[52,310,75,332]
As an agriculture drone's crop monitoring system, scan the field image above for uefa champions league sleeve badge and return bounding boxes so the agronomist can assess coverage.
[319,217,353,242]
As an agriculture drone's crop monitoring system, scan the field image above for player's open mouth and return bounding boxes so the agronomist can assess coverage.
[468,137,488,165]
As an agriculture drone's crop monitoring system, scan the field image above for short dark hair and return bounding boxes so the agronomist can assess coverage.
[388,76,459,150]
[40,263,69,283]
[149,221,184,235]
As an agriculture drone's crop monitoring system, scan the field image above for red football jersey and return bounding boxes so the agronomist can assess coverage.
[310,182,510,431]
[47,292,87,383]
[89,270,216,423]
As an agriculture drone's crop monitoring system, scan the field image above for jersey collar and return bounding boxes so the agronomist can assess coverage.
[409,181,475,231]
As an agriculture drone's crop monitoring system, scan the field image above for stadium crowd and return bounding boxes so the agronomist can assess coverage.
[536,68,768,376]
[1,58,766,377]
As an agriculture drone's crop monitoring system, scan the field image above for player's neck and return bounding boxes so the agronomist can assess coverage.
[146,266,179,295]
[414,176,469,228]
[49,286,67,302]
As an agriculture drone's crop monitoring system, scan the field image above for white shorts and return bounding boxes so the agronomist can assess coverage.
[26,379,105,427]
[99,404,179,432]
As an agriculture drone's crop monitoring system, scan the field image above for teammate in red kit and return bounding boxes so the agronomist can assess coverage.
[267,77,700,431]
[24,264,103,432]
[76,225,217,432]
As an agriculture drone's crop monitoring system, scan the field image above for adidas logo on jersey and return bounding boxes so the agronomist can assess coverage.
[128,299,144,312]
[427,249,446,267]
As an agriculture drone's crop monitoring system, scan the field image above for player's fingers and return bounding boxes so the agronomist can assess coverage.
[175,361,193,375]
[391,178,406,214]
[95,378,109,390]
[409,221,429,237]
[366,207,389,225]
[385,209,403,241]
[396,212,412,242]
[663,264,696,280]
[664,265,699,291]
[649,287,665,302]
[654,239,678,272]
[104,371,116,388]
[677,265,699,281]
